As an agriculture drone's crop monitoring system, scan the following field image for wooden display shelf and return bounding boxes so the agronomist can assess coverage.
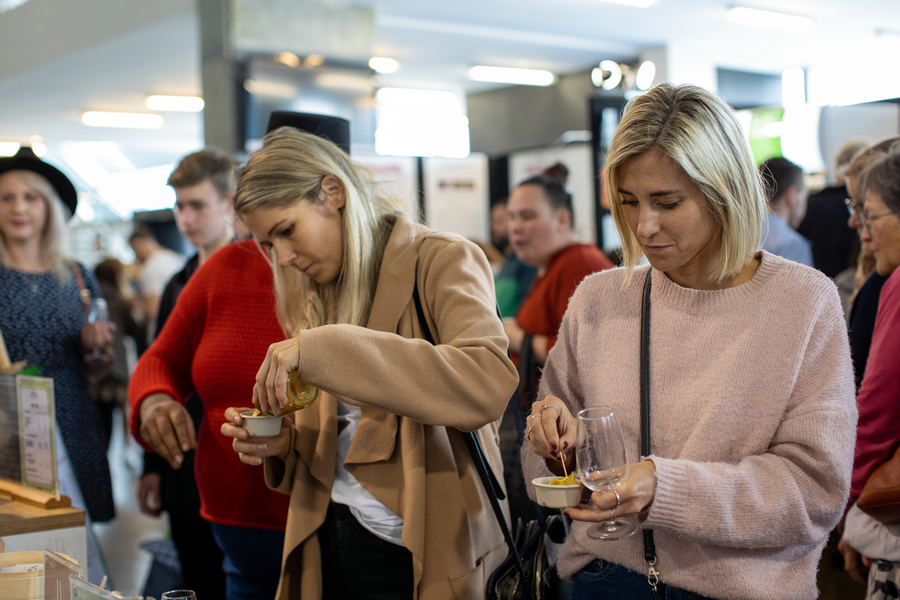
[0,495,84,537]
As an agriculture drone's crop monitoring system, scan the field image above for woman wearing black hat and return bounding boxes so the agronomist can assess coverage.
[208,114,517,600]
[0,150,116,526]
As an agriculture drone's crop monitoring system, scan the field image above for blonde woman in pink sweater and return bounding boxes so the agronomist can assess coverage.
[523,84,857,600]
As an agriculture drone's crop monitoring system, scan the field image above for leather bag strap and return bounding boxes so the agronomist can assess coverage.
[640,269,660,596]
[411,275,532,597]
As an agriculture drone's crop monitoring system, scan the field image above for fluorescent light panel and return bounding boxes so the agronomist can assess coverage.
[726,7,814,33]
[0,142,21,156]
[369,57,399,74]
[82,111,164,129]
[146,95,205,112]
[602,0,655,7]
[469,66,555,86]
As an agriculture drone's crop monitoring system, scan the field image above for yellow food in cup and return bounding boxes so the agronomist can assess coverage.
[549,472,576,486]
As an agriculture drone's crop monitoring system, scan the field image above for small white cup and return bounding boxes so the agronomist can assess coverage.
[532,476,583,508]
[240,410,283,437]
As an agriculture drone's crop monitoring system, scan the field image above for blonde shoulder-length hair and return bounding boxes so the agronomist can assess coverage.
[235,126,409,335]
[604,83,766,285]
[0,169,71,280]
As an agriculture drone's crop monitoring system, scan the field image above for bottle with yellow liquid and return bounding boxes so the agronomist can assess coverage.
[253,370,318,416]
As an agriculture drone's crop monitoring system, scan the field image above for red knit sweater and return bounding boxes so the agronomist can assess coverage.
[129,240,290,530]
[516,243,613,353]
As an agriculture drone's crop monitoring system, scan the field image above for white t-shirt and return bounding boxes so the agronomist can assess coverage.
[330,400,405,546]
[139,249,185,297]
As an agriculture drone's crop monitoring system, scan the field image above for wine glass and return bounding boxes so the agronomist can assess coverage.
[576,406,637,540]
[161,591,197,600]
[85,298,111,363]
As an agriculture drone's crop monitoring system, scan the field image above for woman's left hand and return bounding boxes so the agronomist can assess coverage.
[81,321,115,350]
[565,460,657,522]
[254,337,302,415]
[220,406,292,466]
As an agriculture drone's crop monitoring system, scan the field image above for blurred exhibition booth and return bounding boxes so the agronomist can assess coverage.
[1,0,899,265]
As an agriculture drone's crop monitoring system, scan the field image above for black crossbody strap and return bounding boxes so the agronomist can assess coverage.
[640,269,660,597]
[411,275,531,596]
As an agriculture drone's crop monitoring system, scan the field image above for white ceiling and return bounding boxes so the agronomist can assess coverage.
[1,0,899,173]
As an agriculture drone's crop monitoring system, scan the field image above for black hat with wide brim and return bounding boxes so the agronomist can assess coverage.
[0,147,78,218]
[266,111,351,155]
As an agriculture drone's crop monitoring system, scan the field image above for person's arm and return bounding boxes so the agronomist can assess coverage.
[851,272,900,500]
[256,237,518,431]
[129,272,205,465]
[641,293,856,548]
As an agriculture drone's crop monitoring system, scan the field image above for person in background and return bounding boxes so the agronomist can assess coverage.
[843,137,900,389]
[138,148,236,599]
[760,156,813,266]
[523,83,856,600]
[93,257,144,447]
[492,197,537,318]
[839,144,900,597]
[129,224,184,343]
[799,139,868,280]
[503,169,613,392]
[0,147,115,583]
[215,113,517,599]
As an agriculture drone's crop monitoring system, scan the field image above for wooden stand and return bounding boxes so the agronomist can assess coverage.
[0,481,71,511]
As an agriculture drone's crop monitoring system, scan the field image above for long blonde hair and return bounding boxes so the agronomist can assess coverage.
[604,83,766,285]
[235,127,408,334]
[0,170,71,280]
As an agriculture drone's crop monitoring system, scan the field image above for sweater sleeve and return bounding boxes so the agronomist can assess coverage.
[128,269,206,450]
[851,270,900,499]
[298,237,518,432]
[644,289,857,548]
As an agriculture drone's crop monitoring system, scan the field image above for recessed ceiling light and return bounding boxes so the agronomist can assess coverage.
[636,61,656,90]
[369,57,400,74]
[726,7,814,33]
[276,52,301,68]
[146,95,205,112]
[243,79,298,98]
[592,60,623,89]
[32,143,46,157]
[602,0,655,7]
[0,142,21,156]
[304,54,325,68]
[468,66,555,86]
[82,111,164,129]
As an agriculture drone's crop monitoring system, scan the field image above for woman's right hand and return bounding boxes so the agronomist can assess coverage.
[138,393,196,470]
[220,407,292,466]
[526,396,577,474]
[838,534,871,584]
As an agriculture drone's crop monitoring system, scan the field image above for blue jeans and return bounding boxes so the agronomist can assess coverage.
[572,559,717,600]
[210,523,285,600]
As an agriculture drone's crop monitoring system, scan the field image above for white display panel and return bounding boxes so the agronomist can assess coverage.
[508,143,596,244]
[422,154,490,243]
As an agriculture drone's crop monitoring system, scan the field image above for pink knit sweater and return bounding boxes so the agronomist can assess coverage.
[523,251,857,600]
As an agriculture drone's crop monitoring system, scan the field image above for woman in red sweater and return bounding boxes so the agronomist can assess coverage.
[503,172,613,395]
[129,240,290,600]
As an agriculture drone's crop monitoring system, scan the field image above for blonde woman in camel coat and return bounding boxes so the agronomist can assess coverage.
[219,123,518,600]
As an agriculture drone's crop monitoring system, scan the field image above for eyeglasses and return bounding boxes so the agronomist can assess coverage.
[861,209,896,228]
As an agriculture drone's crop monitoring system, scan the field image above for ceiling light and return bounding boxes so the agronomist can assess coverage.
[243,79,298,98]
[592,60,623,90]
[82,112,164,129]
[0,142,20,156]
[369,57,400,74]
[726,7,814,33]
[635,61,656,90]
[32,143,46,157]
[601,0,655,7]
[304,54,325,68]
[468,66,555,86]
[314,73,374,92]
[276,52,301,68]
[146,95,205,112]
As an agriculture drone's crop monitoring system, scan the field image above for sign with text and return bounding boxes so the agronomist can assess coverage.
[16,376,57,495]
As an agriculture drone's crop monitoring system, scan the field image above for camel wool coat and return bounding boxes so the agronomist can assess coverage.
[264,217,519,599]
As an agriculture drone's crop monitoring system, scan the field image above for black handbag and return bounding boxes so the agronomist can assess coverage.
[411,277,556,600]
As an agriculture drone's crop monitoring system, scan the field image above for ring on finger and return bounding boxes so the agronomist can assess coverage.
[541,404,560,415]
[614,489,621,508]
